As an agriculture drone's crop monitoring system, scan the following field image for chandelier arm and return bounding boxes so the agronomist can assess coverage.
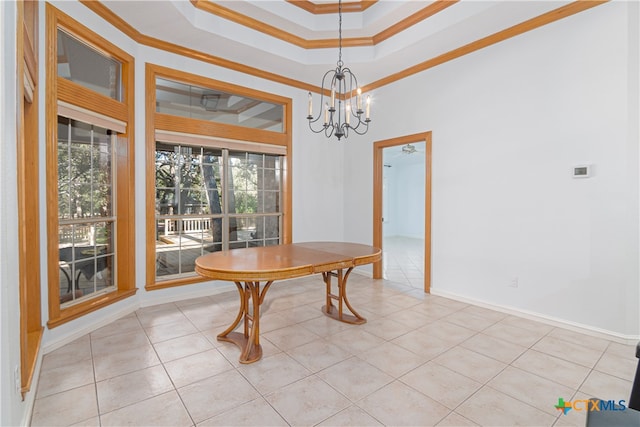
[324,124,335,138]
[348,122,370,136]
[307,123,326,134]
[308,68,338,125]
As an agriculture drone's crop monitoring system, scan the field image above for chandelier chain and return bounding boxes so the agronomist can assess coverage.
[337,0,343,68]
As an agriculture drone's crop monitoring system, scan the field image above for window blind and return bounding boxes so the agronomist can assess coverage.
[57,100,127,134]
[155,130,287,155]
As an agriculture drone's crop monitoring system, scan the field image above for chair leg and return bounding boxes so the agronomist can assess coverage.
[59,267,72,293]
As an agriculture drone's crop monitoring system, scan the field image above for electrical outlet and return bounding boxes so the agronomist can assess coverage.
[509,277,519,288]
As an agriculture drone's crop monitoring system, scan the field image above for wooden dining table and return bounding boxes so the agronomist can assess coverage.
[195,242,381,364]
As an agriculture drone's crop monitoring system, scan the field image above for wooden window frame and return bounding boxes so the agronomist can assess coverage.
[17,0,43,397]
[45,5,136,328]
[146,64,292,290]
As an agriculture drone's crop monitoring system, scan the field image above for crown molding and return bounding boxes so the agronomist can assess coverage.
[190,0,458,49]
[365,0,609,92]
[80,0,609,95]
[285,0,378,14]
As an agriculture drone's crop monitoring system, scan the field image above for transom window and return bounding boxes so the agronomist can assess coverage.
[57,29,122,101]
[155,78,283,132]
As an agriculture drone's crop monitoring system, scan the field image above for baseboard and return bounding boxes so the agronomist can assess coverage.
[430,288,640,344]
[21,351,43,427]
[139,282,235,307]
[41,301,139,355]
[41,281,239,355]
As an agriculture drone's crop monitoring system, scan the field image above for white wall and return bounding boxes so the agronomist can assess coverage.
[344,1,640,338]
[383,153,426,239]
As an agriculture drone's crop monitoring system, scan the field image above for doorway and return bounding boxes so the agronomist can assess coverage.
[373,132,432,293]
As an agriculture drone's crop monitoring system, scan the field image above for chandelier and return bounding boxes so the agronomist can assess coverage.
[306,0,371,140]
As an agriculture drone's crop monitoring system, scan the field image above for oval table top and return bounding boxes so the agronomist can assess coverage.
[195,241,381,282]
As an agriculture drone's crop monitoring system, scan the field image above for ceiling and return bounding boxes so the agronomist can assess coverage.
[97,0,593,91]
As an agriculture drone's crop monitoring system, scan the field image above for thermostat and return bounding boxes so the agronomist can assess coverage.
[573,164,591,178]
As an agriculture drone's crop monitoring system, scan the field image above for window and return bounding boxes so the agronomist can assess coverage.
[155,143,283,281]
[146,64,292,289]
[156,78,283,132]
[57,29,122,101]
[46,5,135,327]
[57,117,116,305]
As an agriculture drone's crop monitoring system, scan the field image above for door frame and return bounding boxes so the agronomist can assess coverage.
[373,132,432,293]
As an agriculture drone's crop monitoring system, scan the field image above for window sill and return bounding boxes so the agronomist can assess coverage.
[47,288,137,329]
[146,275,207,291]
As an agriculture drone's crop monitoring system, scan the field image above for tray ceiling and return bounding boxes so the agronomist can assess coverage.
[97,0,601,89]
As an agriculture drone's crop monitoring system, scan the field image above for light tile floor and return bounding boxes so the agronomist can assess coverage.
[383,236,425,289]
[31,274,637,427]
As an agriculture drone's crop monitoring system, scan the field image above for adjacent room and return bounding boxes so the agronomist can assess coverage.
[1,0,639,426]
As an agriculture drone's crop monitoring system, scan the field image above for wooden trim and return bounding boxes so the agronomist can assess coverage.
[57,79,128,123]
[145,65,157,292]
[56,8,132,64]
[365,0,609,92]
[282,89,293,245]
[372,0,458,45]
[18,0,43,397]
[191,1,309,48]
[424,136,432,294]
[146,63,293,290]
[155,114,288,147]
[23,23,37,87]
[190,0,450,49]
[151,63,292,107]
[286,0,377,14]
[46,4,136,327]
[190,0,374,49]
[79,0,141,41]
[82,0,606,95]
[45,2,61,326]
[146,275,208,291]
[47,289,137,329]
[373,132,432,293]
[81,1,320,94]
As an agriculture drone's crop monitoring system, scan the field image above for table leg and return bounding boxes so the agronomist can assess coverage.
[217,280,273,364]
[321,267,366,325]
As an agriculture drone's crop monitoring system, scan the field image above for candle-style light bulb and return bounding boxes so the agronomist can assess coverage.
[307,92,312,117]
[357,88,362,111]
[331,83,336,109]
[345,103,351,126]
[365,95,371,120]
[324,102,329,125]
